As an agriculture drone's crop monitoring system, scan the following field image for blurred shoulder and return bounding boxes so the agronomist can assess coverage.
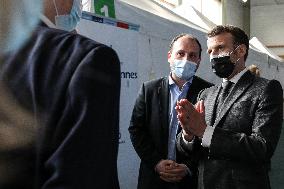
[143,77,168,89]
[36,25,113,52]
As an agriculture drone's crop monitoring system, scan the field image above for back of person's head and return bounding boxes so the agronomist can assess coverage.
[169,33,202,58]
[0,0,41,55]
[207,25,249,61]
[43,0,82,32]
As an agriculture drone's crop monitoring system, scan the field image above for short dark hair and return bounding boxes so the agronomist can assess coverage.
[169,33,202,58]
[207,25,249,61]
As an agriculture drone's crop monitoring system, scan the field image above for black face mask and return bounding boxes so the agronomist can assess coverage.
[211,55,235,78]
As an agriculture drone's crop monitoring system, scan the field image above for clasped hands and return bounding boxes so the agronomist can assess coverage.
[175,99,207,139]
[155,159,189,183]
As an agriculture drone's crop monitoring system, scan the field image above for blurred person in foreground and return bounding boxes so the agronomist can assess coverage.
[0,0,121,188]
[176,25,283,189]
[129,33,213,189]
[0,0,41,188]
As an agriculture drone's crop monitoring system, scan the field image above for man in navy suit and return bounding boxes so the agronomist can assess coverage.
[0,0,121,188]
[129,33,213,189]
[176,25,283,189]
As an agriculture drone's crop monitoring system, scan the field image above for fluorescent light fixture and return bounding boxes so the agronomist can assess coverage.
[242,0,248,2]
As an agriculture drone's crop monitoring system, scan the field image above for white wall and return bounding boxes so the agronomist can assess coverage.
[251,4,284,56]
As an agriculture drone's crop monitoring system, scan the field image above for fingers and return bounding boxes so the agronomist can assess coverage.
[195,100,201,112]
[155,159,176,173]
[176,99,194,113]
[200,100,205,115]
[160,173,182,182]
[176,99,196,121]
[159,164,188,182]
[196,100,205,114]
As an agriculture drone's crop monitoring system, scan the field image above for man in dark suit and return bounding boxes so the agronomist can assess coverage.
[129,34,213,189]
[176,25,283,189]
[0,0,120,188]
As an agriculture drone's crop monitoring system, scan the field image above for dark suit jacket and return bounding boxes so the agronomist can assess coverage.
[0,24,120,189]
[129,76,213,189]
[177,71,283,189]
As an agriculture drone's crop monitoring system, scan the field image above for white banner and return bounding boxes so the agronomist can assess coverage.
[78,17,140,189]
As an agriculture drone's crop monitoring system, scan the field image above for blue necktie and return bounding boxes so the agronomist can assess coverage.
[167,82,190,160]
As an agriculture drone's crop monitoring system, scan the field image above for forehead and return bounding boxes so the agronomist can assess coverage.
[207,32,234,49]
[172,36,200,52]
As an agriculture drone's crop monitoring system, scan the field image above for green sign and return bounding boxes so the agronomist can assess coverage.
[94,0,116,18]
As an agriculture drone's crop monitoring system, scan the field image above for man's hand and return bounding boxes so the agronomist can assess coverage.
[176,99,207,138]
[160,163,189,182]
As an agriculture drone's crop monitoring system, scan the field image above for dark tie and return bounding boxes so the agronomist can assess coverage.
[216,81,233,115]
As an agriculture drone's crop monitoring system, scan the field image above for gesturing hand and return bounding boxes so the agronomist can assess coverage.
[175,99,207,138]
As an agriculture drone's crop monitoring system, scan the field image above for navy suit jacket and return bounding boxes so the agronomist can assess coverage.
[0,24,120,189]
[129,76,213,189]
[177,71,283,189]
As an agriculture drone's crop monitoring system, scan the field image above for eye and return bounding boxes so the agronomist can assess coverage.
[216,45,226,52]
[207,45,224,55]
[176,51,185,57]
[189,53,198,59]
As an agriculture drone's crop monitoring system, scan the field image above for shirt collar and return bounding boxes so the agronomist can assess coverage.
[169,73,193,87]
[223,67,248,84]
[40,14,57,29]
[169,73,175,85]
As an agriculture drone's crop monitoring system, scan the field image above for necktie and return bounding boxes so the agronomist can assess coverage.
[216,81,233,115]
[167,82,190,160]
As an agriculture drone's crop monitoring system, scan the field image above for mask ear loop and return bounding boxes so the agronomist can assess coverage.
[229,45,240,55]
[229,45,241,64]
[53,0,59,16]
[73,0,83,17]
[79,0,84,10]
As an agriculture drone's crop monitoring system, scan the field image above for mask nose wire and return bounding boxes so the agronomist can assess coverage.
[53,0,59,16]
[210,45,241,62]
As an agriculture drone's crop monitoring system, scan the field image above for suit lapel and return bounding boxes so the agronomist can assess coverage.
[205,85,221,127]
[157,77,170,138]
[186,77,198,104]
[213,71,255,127]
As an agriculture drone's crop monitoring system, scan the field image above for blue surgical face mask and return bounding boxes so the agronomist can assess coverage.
[171,59,197,81]
[53,0,82,31]
[0,0,41,55]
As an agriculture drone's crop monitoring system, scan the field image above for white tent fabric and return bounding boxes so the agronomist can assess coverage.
[118,0,283,63]
[118,0,208,33]
[249,37,284,62]
[167,1,217,31]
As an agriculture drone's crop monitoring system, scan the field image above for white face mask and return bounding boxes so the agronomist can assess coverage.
[171,59,197,81]
[0,0,42,55]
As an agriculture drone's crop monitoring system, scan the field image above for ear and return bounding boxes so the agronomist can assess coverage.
[238,44,247,58]
[167,51,172,63]
[194,58,201,70]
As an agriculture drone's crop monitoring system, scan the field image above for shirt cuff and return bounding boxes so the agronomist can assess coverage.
[182,133,195,151]
[185,165,192,177]
[201,126,215,147]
